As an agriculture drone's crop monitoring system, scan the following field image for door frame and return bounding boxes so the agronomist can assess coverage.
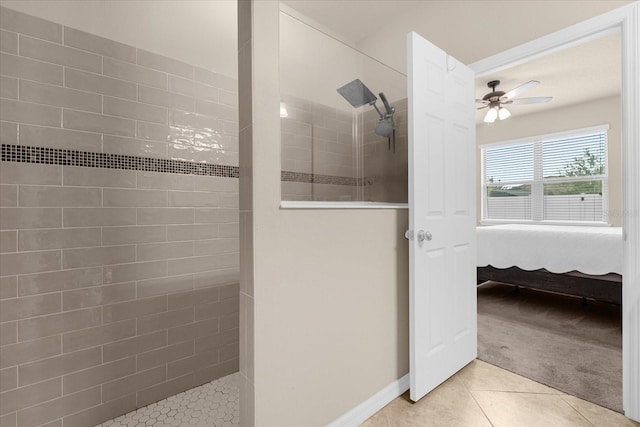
[469,2,640,421]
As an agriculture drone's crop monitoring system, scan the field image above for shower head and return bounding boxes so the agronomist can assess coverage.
[337,79,377,108]
[375,117,394,138]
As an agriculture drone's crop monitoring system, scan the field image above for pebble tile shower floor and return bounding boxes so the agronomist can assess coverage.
[98,373,239,427]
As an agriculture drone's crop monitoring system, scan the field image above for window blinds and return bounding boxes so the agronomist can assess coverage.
[483,128,608,224]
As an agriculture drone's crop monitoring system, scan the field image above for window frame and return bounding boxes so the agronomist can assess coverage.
[480,124,610,226]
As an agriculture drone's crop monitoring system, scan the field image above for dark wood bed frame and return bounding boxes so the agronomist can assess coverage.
[477,266,622,305]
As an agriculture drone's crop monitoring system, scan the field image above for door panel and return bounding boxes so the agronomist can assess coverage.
[407,31,477,402]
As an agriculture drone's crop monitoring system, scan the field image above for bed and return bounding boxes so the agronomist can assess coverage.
[476,224,623,304]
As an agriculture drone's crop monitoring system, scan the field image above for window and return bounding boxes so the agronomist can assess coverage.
[482,125,608,224]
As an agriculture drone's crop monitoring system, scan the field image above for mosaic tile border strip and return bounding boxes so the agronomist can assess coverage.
[1,144,239,178]
[281,171,359,186]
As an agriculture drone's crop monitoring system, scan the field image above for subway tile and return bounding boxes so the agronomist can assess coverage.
[136,120,170,142]
[0,7,61,42]
[16,386,101,427]
[103,260,166,284]
[0,322,16,346]
[63,245,135,269]
[137,208,194,225]
[0,75,17,98]
[19,124,102,152]
[63,166,136,188]
[194,328,238,354]
[18,228,101,251]
[219,341,239,362]
[0,276,17,298]
[219,119,239,137]
[64,27,136,63]
[168,75,218,101]
[19,80,101,113]
[220,193,239,208]
[102,330,166,362]
[220,282,239,300]
[167,287,220,311]
[167,143,215,164]
[18,267,102,296]
[137,307,194,336]
[194,357,237,386]
[168,253,237,276]
[0,413,15,427]
[137,274,194,300]
[20,35,101,73]
[18,307,101,341]
[138,85,194,111]
[0,250,61,276]
[137,340,194,372]
[63,108,135,137]
[0,293,61,322]
[193,67,218,87]
[62,319,135,353]
[218,223,238,238]
[19,185,101,207]
[63,393,136,427]
[194,208,238,223]
[0,208,61,230]
[0,121,18,144]
[102,225,167,246]
[136,241,194,262]
[0,29,18,54]
[193,176,238,193]
[167,224,218,241]
[195,297,239,322]
[194,269,238,289]
[103,188,167,207]
[65,68,136,100]
[0,185,17,206]
[137,171,194,191]
[165,349,218,379]
[64,208,136,228]
[137,49,193,79]
[216,74,238,93]
[168,109,220,132]
[103,135,167,158]
[103,96,167,124]
[102,295,166,324]
[0,335,61,369]
[19,346,101,386]
[63,356,135,394]
[0,366,17,392]
[0,99,60,127]
[103,57,166,89]
[167,318,218,345]
[101,366,165,403]
[220,313,239,332]
[218,89,238,108]
[136,373,194,408]
[62,282,136,311]
[0,163,61,185]
[0,377,60,415]
[194,238,239,256]
[195,99,237,122]
[0,52,63,85]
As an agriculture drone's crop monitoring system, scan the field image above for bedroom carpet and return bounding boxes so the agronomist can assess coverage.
[477,281,622,413]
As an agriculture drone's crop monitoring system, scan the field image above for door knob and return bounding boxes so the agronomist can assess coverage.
[404,230,413,240]
[417,230,432,242]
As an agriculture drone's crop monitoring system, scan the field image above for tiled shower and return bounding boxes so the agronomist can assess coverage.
[0,5,239,427]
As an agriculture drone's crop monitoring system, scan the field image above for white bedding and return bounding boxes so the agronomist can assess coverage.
[477,224,623,275]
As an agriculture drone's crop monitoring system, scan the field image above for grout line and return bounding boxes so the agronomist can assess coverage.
[456,372,495,427]
[559,395,597,427]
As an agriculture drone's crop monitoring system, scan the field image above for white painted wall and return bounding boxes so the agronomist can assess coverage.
[0,0,238,77]
[477,95,622,226]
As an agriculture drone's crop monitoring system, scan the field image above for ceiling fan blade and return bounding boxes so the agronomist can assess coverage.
[501,80,540,100]
[476,99,489,104]
[477,105,489,110]
[506,96,553,105]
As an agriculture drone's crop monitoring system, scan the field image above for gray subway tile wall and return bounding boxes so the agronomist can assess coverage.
[0,6,239,427]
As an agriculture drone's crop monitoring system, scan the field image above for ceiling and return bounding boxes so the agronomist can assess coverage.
[283,0,626,121]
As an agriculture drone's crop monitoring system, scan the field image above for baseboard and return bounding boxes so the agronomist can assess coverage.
[326,374,410,427]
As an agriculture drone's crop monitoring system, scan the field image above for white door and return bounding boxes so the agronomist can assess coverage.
[407,31,477,401]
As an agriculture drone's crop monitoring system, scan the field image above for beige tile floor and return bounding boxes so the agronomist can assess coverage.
[361,360,639,427]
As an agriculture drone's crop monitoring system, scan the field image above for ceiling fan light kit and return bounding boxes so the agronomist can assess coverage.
[477,79,551,123]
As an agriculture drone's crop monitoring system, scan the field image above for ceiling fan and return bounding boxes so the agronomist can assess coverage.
[476,80,552,123]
